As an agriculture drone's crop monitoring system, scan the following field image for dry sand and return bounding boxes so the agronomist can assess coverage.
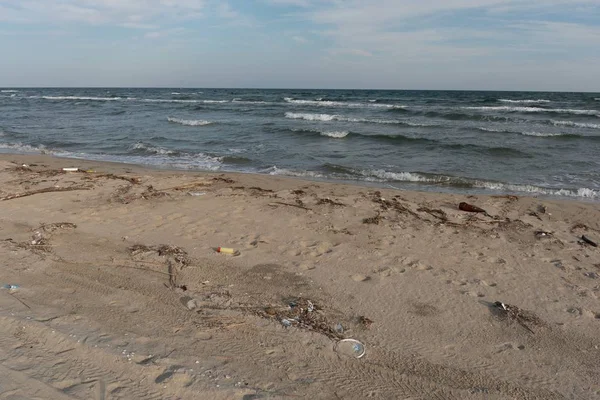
[0,154,599,400]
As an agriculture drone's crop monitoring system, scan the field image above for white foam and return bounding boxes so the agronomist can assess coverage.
[361,169,448,183]
[499,99,550,104]
[521,131,565,137]
[477,127,508,133]
[284,97,401,109]
[464,106,599,116]
[171,92,181,95]
[1,90,19,93]
[321,131,349,138]
[551,120,600,129]
[265,166,325,179]
[285,112,338,121]
[167,117,212,126]
[471,181,598,198]
[142,98,227,104]
[284,112,435,127]
[36,96,122,101]
[131,142,177,155]
[0,142,48,153]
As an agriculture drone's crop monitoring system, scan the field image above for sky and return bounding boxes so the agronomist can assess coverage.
[0,0,599,91]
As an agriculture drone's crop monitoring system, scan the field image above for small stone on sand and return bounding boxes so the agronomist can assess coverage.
[351,274,370,282]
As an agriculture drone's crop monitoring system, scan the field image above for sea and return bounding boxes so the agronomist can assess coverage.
[1,88,600,200]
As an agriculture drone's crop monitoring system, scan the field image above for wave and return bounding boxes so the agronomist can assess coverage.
[499,99,550,104]
[464,106,599,116]
[550,120,600,129]
[35,96,124,101]
[284,112,439,127]
[521,131,572,137]
[232,99,270,104]
[477,126,588,139]
[320,131,349,138]
[286,128,435,144]
[0,142,48,153]
[275,164,598,199]
[1,90,19,93]
[167,117,213,126]
[423,111,513,123]
[284,97,403,109]
[131,142,178,155]
[143,99,227,104]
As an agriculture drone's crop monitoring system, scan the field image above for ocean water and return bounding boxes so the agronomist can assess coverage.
[1,88,600,200]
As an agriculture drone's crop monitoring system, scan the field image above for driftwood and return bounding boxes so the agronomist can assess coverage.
[269,202,311,211]
[0,186,90,201]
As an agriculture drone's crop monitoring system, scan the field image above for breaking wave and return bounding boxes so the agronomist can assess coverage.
[167,117,213,126]
[550,120,600,129]
[284,112,438,127]
[131,142,178,155]
[284,97,403,109]
[464,106,599,116]
[499,99,550,104]
[268,165,598,199]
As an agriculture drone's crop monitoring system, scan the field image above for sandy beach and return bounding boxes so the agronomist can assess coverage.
[0,153,599,399]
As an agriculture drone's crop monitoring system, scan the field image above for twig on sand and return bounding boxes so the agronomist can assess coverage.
[269,201,312,211]
[6,292,31,309]
[87,173,141,185]
[0,186,90,201]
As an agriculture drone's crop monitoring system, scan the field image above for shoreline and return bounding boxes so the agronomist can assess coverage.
[1,151,598,204]
[1,152,600,398]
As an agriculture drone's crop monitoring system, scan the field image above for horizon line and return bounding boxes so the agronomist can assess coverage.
[2,86,600,94]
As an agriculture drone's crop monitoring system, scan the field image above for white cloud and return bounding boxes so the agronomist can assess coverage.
[292,35,308,43]
[0,0,207,25]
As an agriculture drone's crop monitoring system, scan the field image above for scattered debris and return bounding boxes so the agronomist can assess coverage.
[280,318,292,327]
[140,185,170,200]
[534,230,553,239]
[334,323,344,334]
[256,297,342,339]
[1,284,19,290]
[216,247,239,256]
[528,211,543,221]
[213,177,235,184]
[584,272,598,279]
[417,207,448,222]
[537,204,547,214]
[62,167,79,172]
[291,189,306,196]
[458,202,487,214]
[0,185,91,202]
[317,198,346,207]
[363,213,383,225]
[581,235,598,247]
[493,301,544,334]
[129,244,190,290]
[188,192,206,196]
[86,173,141,184]
[334,339,366,359]
[268,201,311,211]
[358,316,374,329]
[249,187,274,193]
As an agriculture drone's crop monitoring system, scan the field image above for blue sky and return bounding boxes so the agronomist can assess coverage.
[0,0,599,90]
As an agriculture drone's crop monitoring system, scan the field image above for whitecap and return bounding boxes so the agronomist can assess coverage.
[464,106,599,116]
[320,131,349,138]
[551,120,600,129]
[499,99,550,104]
[167,117,213,126]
